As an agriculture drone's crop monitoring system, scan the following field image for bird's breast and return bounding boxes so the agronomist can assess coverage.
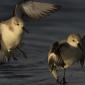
[60,47,82,68]
[0,24,23,50]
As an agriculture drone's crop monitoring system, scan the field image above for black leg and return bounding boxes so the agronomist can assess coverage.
[56,69,67,85]
[17,47,28,58]
[56,77,61,84]
[62,69,66,85]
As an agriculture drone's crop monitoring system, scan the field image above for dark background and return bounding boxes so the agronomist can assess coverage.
[0,0,85,85]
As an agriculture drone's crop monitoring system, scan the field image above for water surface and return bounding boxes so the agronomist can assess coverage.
[0,0,85,85]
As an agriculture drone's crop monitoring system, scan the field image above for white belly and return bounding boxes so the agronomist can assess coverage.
[1,25,23,51]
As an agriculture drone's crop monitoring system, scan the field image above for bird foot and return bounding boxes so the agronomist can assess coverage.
[56,77,67,85]
[62,77,66,85]
[56,78,61,84]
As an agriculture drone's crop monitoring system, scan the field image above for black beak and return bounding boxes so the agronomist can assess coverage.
[23,27,29,34]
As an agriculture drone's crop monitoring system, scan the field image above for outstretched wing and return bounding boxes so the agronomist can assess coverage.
[20,1,61,19]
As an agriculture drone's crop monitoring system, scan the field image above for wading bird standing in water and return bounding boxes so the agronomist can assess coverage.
[0,0,61,63]
[48,33,85,85]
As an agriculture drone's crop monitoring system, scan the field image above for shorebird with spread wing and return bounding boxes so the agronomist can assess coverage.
[0,0,61,63]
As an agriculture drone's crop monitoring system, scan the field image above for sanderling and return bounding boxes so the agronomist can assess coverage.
[48,33,85,84]
[0,0,61,63]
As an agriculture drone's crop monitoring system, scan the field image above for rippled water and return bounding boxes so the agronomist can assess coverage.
[0,0,85,85]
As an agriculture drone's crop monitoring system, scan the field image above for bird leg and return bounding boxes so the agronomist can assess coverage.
[56,76,61,85]
[62,69,66,85]
[56,69,67,85]
[16,47,28,58]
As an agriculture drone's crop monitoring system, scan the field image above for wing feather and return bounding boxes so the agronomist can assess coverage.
[20,1,61,19]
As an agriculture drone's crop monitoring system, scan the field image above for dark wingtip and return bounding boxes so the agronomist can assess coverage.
[12,4,19,17]
[53,41,59,47]
[54,5,61,11]
[12,5,17,17]
[32,5,62,20]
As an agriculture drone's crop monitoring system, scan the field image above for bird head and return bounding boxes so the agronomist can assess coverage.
[67,33,81,47]
[11,17,24,29]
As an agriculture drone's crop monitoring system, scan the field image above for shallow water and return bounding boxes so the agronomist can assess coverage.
[0,0,85,85]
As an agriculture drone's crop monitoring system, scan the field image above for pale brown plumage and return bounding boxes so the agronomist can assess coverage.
[48,33,85,84]
[13,0,61,19]
[0,0,61,63]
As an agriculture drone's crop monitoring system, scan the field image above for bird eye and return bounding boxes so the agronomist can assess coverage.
[72,40,75,42]
[16,23,19,25]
